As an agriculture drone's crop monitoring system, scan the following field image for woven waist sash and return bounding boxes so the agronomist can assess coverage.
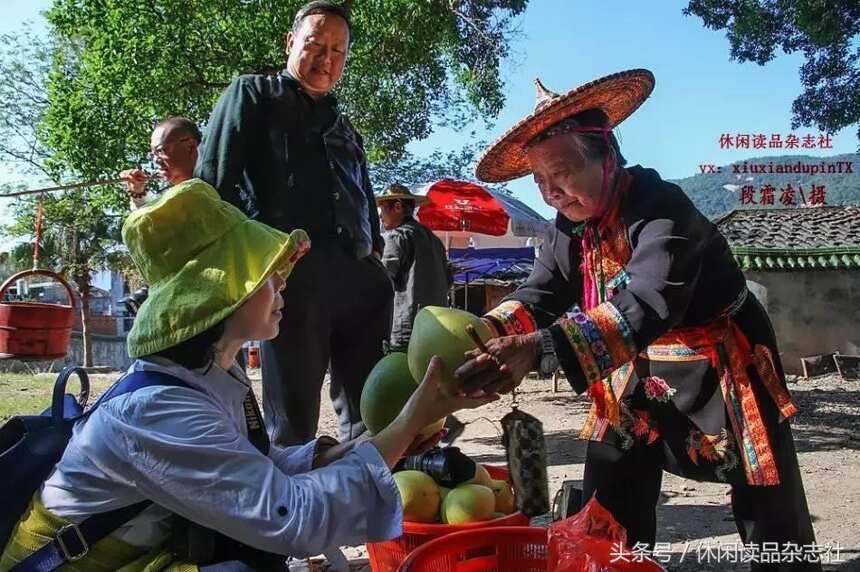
[649,318,797,486]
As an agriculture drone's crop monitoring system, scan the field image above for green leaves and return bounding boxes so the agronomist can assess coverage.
[684,0,859,144]
[0,0,527,290]
[41,0,527,171]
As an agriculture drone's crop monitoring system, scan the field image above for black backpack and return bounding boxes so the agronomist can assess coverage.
[0,366,192,570]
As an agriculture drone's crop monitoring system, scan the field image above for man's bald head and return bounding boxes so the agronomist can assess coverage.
[150,116,201,185]
[155,117,202,144]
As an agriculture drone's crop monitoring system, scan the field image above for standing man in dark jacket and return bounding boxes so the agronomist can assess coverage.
[378,184,466,443]
[377,184,451,351]
[195,0,393,446]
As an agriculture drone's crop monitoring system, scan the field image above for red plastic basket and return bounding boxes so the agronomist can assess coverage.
[397,526,548,572]
[367,465,530,572]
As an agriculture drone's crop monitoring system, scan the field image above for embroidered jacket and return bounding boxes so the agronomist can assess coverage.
[485,166,797,486]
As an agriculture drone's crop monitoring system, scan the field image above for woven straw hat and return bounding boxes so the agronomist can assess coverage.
[475,69,655,183]
[375,183,430,206]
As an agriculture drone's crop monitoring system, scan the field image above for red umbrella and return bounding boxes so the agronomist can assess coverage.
[417,179,510,236]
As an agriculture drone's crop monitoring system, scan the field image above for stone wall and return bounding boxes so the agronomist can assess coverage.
[63,332,131,371]
[745,269,860,374]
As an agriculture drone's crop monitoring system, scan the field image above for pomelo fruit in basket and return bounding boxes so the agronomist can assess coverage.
[359,353,444,439]
[489,479,516,514]
[394,470,441,523]
[463,463,493,487]
[441,484,496,524]
[407,306,492,392]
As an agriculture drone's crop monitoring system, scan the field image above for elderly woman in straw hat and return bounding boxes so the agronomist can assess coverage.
[1,180,497,571]
[456,70,819,571]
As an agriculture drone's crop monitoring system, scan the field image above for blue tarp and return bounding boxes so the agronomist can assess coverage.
[448,247,535,284]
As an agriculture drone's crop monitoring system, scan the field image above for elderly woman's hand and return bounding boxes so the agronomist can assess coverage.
[455,332,542,396]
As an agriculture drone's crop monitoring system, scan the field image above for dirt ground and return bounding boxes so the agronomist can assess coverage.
[7,367,853,570]
[292,371,860,571]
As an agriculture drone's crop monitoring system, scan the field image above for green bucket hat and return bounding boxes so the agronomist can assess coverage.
[122,179,310,358]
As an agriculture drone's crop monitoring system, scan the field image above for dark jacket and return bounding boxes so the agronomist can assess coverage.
[381,217,451,350]
[495,166,798,485]
[195,73,383,259]
[511,165,747,388]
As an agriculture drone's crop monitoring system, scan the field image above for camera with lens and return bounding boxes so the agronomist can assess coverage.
[120,286,149,316]
[396,446,477,488]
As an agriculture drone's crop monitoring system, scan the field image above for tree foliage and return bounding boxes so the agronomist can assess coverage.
[369,138,510,193]
[43,0,527,176]
[0,28,55,178]
[684,0,859,142]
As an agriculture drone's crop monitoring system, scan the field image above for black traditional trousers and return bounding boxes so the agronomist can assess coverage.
[261,241,392,444]
[484,166,820,571]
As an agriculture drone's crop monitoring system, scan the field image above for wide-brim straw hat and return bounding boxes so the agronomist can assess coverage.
[475,69,655,183]
[375,183,430,206]
[122,179,310,358]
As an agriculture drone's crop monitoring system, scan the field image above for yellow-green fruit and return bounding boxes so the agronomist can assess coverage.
[360,353,443,437]
[407,306,492,391]
[463,463,493,487]
[417,417,447,441]
[439,486,452,502]
[442,484,496,524]
[489,479,516,514]
[393,471,440,523]
[437,487,452,523]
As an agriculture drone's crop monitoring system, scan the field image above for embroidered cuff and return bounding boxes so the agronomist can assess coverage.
[557,302,637,386]
[483,301,538,337]
[548,323,587,393]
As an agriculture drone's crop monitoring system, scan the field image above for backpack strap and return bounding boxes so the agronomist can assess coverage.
[12,370,193,572]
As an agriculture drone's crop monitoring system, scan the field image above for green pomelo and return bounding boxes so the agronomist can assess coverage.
[394,470,441,523]
[360,353,417,434]
[407,306,492,391]
[438,486,452,523]
[442,484,496,524]
[360,353,443,437]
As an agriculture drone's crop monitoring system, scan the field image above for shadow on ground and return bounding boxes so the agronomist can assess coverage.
[459,429,589,467]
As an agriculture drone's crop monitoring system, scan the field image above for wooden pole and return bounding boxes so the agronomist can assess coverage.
[0,175,156,198]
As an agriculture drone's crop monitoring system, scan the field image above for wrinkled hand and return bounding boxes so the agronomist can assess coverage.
[455,332,541,396]
[119,168,148,198]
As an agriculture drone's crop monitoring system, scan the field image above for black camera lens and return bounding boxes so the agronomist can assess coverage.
[398,447,477,488]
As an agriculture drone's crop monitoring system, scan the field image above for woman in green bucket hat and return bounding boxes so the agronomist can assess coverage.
[1,179,498,571]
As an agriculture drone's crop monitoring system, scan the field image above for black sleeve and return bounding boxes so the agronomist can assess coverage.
[355,131,384,255]
[547,190,706,393]
[195,76,261,212]
[483,226,586,391]
[506,227,581,327]
[381,230,410,289]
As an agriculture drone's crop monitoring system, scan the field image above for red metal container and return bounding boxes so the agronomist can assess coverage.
[0,269,75,360]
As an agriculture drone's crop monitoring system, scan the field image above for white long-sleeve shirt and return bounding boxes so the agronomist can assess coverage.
[40,358,402,557]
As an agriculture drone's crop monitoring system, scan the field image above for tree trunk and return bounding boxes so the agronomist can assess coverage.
[80,287,93,368]
[74,272,94,368]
